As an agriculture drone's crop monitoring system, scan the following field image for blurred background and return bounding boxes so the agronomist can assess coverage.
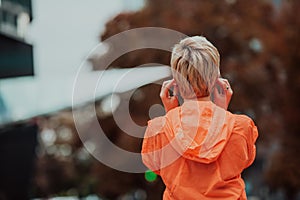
[0,0,300,199]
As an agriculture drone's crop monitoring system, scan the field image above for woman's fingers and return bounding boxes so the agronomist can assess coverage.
[213,78,233,110]
[160,79,179,112]
[160,79,177,99]
[216,78,233,95]
[216,78,227,93]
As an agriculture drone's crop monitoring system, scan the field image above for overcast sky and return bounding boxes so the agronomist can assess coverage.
[27,0,138,77]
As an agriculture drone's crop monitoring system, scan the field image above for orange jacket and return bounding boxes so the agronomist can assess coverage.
[142,101,258,200]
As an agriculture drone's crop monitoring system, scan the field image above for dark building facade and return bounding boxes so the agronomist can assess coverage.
[0,0,34,79]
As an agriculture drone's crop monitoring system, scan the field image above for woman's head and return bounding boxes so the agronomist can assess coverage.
[171,36,220,99]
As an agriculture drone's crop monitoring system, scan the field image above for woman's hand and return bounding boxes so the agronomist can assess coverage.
[160,79,179,112]
[212,78,233,110]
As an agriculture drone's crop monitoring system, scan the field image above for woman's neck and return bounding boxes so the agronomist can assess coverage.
[184,96,211,102]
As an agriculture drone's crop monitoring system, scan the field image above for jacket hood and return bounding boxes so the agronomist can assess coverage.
[164,101,236,164]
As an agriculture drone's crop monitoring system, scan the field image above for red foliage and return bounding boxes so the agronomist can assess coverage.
[93,0,300,198]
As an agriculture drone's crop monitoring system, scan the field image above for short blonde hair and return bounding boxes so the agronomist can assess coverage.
[171,36,220,99]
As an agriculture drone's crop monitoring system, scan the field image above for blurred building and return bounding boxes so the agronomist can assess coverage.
[0,0,34,79]
[0,2,37,200]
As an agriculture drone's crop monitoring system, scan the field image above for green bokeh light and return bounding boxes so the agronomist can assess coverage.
[145,169,157,182]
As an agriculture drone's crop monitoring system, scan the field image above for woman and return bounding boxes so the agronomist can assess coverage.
[142,36,258,199]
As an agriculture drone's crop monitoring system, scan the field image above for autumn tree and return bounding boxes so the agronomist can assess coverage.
[90,0,300,198]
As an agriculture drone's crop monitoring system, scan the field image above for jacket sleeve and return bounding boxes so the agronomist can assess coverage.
[141,117,166,175]
[245,118,259,168]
